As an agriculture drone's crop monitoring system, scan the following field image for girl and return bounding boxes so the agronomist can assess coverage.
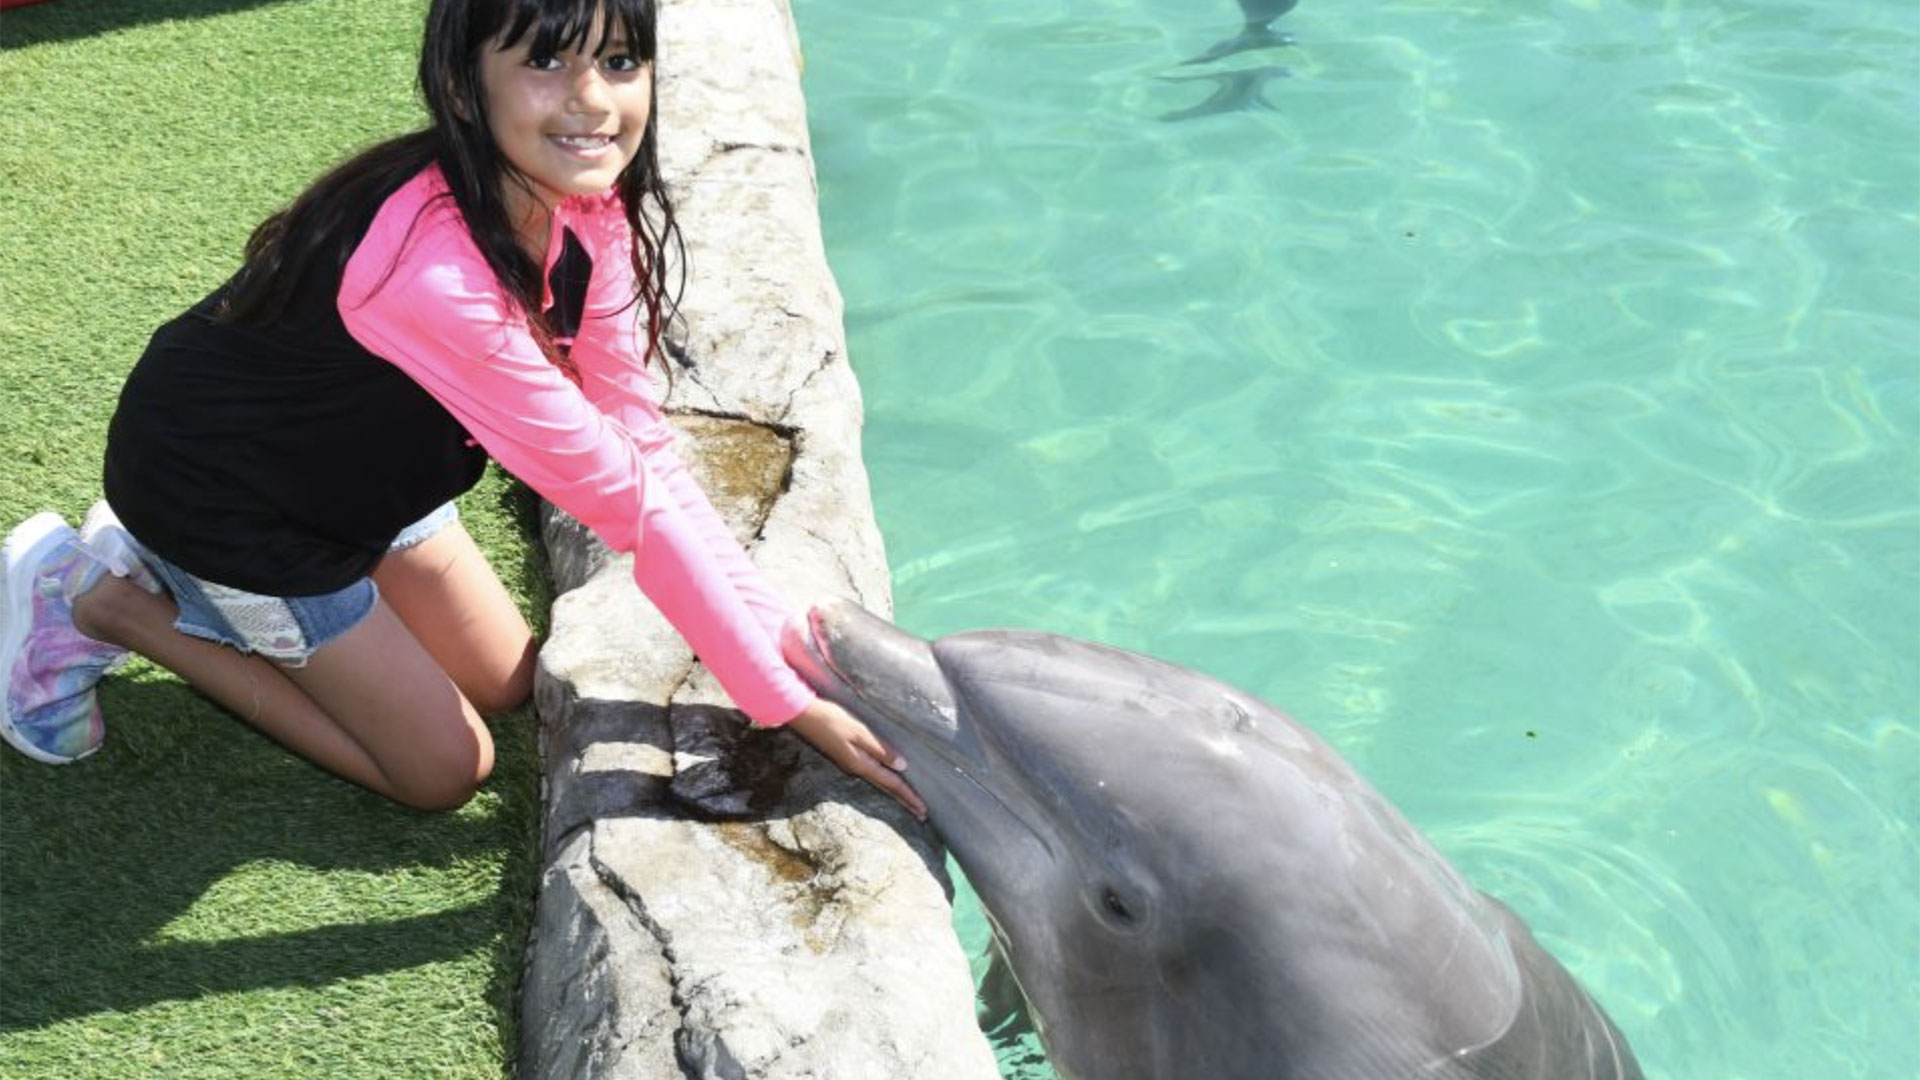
[0,0,924,819]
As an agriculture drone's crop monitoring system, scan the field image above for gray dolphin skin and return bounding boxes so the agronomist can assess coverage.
[1185,0,1300,65]
[786,600,1645,1080]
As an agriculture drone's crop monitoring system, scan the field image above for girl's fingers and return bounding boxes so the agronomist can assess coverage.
[855,748,927,820]
[790,701,927,819]
[859,731,907,772]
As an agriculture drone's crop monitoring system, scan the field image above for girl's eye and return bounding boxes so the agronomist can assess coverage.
[603,53,641,73]
[525,54,564,72]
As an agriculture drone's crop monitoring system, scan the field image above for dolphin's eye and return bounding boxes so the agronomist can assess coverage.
[1092,871,1150,933]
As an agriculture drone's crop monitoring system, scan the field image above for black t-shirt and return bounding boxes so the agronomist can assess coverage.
[102,213,591,597]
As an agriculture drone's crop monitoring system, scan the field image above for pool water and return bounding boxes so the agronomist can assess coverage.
[796,1,1919,1077]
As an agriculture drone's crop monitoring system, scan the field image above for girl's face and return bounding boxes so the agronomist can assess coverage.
[479,22,651,228]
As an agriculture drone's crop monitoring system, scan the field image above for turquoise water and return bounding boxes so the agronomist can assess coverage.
[796,1,1919,1077]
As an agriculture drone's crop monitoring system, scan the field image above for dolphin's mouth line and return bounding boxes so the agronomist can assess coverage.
[810,615,865,700]
[869,717,1059,865]
[952,760,1058,863]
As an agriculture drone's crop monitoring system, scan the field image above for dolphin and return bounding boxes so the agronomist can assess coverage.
[785,600,1645,1080]
[1157,65,1291,122]
[1185,0,1300,65]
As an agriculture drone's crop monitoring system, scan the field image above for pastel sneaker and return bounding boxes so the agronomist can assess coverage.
[79,499,163,595]
[0,513,127,763]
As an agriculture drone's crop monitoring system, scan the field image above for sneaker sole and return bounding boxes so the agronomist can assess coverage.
[0,512,88,764]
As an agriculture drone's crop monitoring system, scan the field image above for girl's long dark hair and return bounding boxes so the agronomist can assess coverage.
[221,0,683,379]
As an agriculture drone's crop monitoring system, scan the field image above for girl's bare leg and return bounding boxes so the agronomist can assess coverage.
[69,577,428,803]
[68,526,532,810]
[278,601,494,810]
[371,520,536,714]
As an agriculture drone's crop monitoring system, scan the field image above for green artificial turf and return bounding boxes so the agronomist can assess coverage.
[1,3,546,1076]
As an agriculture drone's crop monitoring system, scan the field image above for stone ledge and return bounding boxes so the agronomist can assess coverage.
[515,2,1000,1077]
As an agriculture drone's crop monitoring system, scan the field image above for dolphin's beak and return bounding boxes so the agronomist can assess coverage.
[782,599,961,741]
[792,603,1061,876]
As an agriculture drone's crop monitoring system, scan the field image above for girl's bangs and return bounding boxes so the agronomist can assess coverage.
[494,0,656,60]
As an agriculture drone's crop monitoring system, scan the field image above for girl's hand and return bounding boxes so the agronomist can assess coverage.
[785,698,928,822]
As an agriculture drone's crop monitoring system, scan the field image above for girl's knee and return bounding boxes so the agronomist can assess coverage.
[391,728,494,811]
[472,727,496,786]
[397,780,479,812]
[393,767,484,811]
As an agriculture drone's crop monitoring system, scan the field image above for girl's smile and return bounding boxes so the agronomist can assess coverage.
[549,133,619,156]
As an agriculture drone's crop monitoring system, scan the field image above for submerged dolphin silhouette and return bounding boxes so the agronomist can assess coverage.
[1186,0,1299,65]
[786,600,1646,1080]
[1157,65,1291,121]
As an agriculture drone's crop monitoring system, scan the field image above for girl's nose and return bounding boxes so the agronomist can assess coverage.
[567,67,613,113]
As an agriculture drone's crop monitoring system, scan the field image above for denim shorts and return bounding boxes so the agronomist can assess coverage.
[134,503,459,667]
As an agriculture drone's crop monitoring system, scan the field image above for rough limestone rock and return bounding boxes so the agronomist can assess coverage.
[516,2,1001,1078]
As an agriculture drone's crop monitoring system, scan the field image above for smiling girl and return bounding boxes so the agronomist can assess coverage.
[0,0,923,818]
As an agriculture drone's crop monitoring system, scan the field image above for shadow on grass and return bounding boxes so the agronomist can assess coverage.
[0,668,540,1038]
[0,0,302,49]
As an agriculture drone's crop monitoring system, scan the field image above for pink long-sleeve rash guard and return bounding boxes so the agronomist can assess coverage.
[338,166,816,727]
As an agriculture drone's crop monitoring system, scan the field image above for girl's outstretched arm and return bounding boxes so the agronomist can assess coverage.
[557,206,798,654]
[338,174,812,726]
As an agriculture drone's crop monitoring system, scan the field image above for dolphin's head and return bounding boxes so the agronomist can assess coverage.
[787,599,1527,1078]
